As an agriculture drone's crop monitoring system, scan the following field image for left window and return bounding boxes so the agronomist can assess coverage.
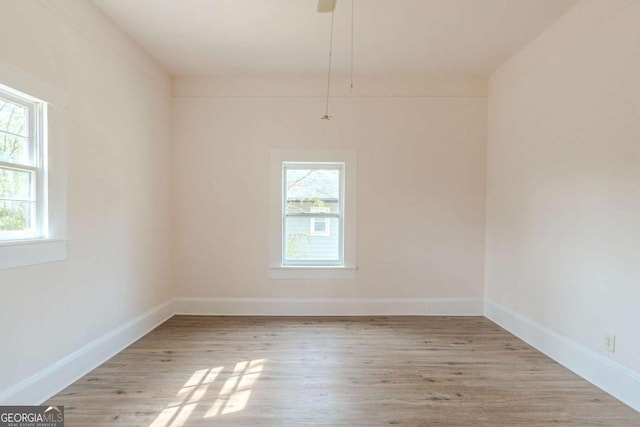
[0,66,67,270]
[0,84,46,241]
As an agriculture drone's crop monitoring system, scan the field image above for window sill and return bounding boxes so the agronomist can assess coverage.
[270,266,357,280]
[0,238,68,271]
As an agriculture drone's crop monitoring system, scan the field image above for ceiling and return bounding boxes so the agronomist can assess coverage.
[91,0,579,78]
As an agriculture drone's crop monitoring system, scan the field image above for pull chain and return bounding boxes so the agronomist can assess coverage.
[350,0,354,92]
[322,3,336,120]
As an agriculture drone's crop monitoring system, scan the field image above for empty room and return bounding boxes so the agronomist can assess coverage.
[0,0,639,425]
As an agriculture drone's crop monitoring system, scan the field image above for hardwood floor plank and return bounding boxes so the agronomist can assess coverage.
[47,316,640,426]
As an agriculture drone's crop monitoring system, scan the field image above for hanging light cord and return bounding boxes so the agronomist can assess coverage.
[322,4,336,120]
[350,0,354,92]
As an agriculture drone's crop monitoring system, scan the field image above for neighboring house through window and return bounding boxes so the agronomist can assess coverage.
[310,206,331,237]
[283,163,343,265]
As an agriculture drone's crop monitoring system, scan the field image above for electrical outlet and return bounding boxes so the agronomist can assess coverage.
[604,333,616,353]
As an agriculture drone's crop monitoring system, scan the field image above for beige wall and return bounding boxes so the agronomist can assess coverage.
[9,0,638,408]
[486,0,640,373]
[172,81,487,300]
[0,0,172,394]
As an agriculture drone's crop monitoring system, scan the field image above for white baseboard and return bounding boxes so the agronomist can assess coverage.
[0,296,479,405]
[0,299,175,405]
[485,300,640,412]
[4,297,636,413]
[174,297,484,316]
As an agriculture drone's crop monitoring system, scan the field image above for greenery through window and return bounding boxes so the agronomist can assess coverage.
[0,84,45,240]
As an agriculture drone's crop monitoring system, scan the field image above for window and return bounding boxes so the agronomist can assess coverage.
[270,149,356,279]
[0,63,67,270]
[283,163,343,265]
[0,84,46,241]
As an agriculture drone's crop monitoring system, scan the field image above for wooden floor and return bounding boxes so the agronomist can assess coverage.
[48,316,640,426]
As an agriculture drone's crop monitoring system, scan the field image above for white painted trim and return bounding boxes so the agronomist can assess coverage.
[174,297,484,316]
[172,75,488,98]
[0,62,69,269]
[484,300,640,412]
[269,267,356,280]
[0,238,67,270]
[269,149,357,278]
[1,297,637,413]
[0,299,175,405]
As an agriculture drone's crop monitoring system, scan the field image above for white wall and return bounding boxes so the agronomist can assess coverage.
[0,0,634,410]
[0,0,173,402]
[486,0,640,376]
[171,78,487,308]
[1,0,636,411]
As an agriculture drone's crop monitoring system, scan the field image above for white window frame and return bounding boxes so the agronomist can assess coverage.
[283,163,343,266]
[0,62,68,270]
[270,149,356,280]
[309,206,331,237]
[0,85,47,241]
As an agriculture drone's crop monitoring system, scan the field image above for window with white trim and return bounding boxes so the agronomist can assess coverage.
[0,84,47,241]
[0,66,67,270]
[283,163,343,266]
[269,149,356,279]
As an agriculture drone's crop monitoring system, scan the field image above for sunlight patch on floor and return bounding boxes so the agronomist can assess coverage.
[149,366,221,427]
[206,359,265,417]
[149,359,265,427]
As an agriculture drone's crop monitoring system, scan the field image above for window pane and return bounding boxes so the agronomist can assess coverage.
[0,200,33,232]
[310,208,331,236]
[285,217,339,262]
[0,132,30,164]
[0,167,33,200]
[0,97,28,137]
[285,168,340,214]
